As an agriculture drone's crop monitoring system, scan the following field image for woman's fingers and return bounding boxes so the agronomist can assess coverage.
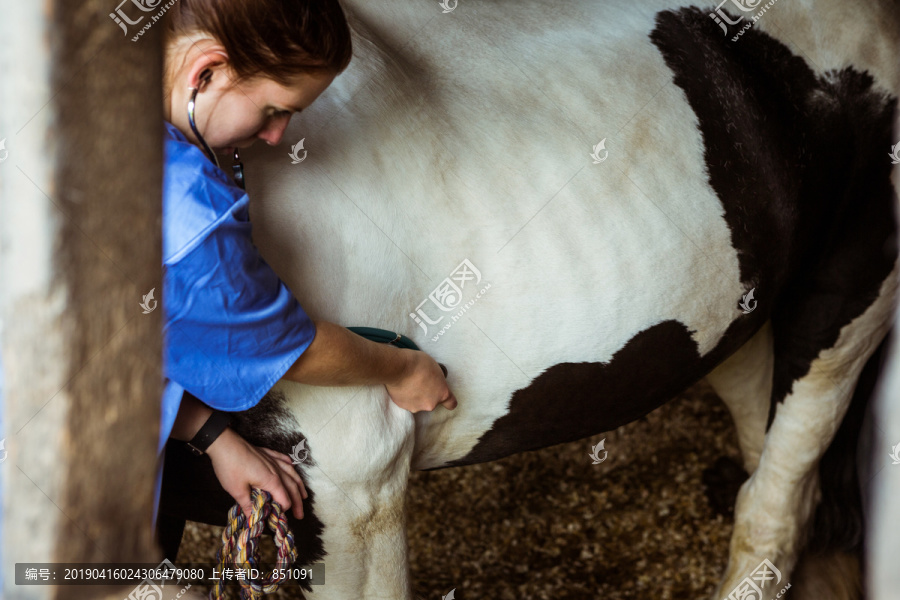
[260,446,296,469]
[260,448,309,499]
[284,480,305,519]
[261,447,293,466]
[235,489,254,521]
[257,452,306,518]
[274,460,306,517]
[254,466,294,514]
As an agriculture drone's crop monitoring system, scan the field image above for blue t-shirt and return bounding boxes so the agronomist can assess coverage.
[153,121,316,526]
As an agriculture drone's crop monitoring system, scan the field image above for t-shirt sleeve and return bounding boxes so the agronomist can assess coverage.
[162,202,316,412]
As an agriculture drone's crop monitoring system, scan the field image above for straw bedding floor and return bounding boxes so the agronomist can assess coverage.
[177,380,741,599]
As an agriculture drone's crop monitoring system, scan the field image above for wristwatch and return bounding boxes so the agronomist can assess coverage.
[185,409,233,456]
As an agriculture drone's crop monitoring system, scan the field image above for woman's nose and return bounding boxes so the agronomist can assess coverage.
[258,115,291,146]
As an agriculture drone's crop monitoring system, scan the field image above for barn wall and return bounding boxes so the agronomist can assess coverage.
[0,0,165,598]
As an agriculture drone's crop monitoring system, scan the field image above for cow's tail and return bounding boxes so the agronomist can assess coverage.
[791,551,862,600]
[791,332,891,599]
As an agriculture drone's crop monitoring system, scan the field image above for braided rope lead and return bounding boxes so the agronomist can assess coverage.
[210,488,299,600]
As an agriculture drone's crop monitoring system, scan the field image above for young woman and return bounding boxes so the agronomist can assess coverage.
[155,0,456,535]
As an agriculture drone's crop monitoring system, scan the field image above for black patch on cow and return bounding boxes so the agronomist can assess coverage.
[435,319,761,467]
[232,390,316,466]
[648,7,897,564]
[430,7,897,469]
[648,7,898,417]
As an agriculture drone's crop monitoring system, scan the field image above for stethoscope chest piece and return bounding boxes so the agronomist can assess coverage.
[231,148,245,190]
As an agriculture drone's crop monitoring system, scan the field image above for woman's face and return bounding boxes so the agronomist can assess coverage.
[190,71,336,153]
[166,41,336,154]
[198,71,336,152]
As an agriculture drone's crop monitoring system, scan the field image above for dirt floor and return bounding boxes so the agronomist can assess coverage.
[177,380,742,599]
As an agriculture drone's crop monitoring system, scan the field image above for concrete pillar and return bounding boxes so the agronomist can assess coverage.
[0,0,179,598]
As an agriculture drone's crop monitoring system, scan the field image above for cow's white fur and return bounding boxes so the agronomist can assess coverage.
[706,320,774,474]
[272,382,417,597]
[243,0,900,597]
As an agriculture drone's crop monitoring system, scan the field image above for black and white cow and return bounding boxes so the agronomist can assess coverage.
[157,1,900,598]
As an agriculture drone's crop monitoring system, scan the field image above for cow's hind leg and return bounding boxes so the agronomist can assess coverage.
[714,263,898,600]
[703,321,773,515]
[705,320,774,474]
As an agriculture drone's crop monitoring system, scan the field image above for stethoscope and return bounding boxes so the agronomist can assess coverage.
[187,69,245,190]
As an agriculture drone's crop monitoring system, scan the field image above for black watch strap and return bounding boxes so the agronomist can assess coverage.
[185,410,233,456]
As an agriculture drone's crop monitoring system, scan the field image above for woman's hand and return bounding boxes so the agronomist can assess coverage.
[384,349,457,413]
[206,428,308,521]
[285,321,458,413]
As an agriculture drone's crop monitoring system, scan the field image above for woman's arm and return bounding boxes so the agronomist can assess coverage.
[167,320,453,522]
[284,320,457,413]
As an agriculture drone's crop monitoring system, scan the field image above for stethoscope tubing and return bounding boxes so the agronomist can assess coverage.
[187,77,246,190]
[187,86,221,170]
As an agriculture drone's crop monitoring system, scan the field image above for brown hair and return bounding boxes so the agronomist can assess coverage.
[164,0,353,88]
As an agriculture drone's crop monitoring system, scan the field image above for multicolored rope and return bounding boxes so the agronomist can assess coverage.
[210,488,298,600]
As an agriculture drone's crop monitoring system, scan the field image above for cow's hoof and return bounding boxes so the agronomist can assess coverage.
[701,456,748,517]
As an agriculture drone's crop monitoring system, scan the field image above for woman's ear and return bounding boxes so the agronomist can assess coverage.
[186,45,230,90]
